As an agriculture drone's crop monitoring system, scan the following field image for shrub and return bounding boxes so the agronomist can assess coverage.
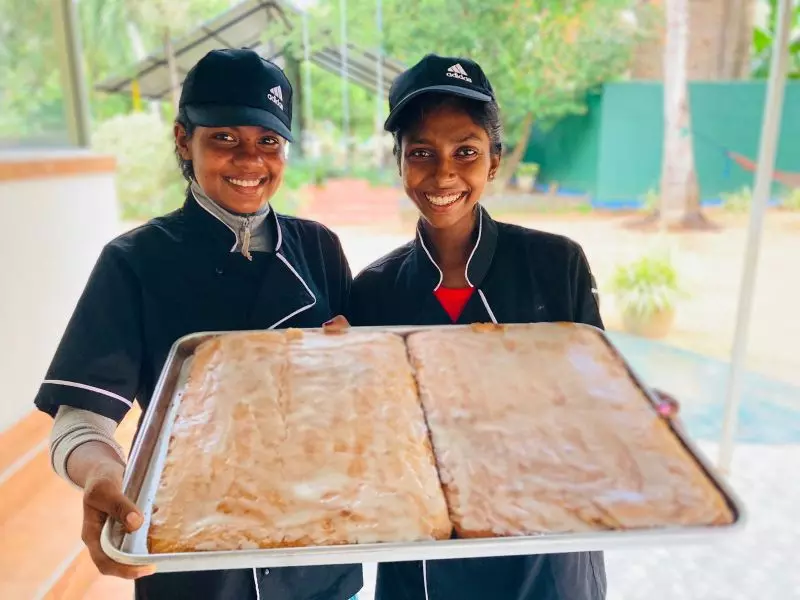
[720,186,753,213]
[780,187,800,211]
[641,187,660,212]
[92,112,184,221]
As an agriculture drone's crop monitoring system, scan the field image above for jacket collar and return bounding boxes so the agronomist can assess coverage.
[182,191,283,253]
[412,204,498,291]
[181,192,318,329]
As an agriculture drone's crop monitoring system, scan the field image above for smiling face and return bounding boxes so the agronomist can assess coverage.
[175,124,286,214]
[399,102,500,231]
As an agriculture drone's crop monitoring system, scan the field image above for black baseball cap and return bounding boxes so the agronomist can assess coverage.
[384,54,495,132]
[179,48,294,142]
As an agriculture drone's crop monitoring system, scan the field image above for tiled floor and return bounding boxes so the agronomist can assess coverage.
[605,442,800,600]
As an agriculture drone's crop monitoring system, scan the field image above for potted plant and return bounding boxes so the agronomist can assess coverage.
[515,162,540,192]
[609,249,683,339]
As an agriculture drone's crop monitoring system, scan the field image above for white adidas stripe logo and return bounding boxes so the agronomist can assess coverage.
[267,85,284,110]
[446,63,472,83]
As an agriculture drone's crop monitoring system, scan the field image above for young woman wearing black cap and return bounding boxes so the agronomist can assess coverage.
[35,48,361,600]
[349,53,678,600]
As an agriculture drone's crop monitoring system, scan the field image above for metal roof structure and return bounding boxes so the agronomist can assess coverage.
[94,0,405,100]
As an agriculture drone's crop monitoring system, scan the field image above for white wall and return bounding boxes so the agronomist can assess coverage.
[0,154,120,433]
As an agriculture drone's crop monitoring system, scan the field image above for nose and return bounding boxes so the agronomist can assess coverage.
[433,155,457,185]
[232,140,264,167]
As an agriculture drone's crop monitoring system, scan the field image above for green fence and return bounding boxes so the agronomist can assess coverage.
[524,81,800,207]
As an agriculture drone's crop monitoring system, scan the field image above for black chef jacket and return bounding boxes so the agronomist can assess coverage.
[348,205,607,600]
[34,193,363,600]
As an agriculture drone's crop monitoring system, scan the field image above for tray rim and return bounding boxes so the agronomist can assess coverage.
[100,322,747,570]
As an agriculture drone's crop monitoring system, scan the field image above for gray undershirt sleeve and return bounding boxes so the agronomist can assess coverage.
[50,405,126,489]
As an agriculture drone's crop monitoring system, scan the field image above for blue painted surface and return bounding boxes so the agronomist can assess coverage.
[588,196,781,210]
[520,188,783,211]
[606,332,800,444]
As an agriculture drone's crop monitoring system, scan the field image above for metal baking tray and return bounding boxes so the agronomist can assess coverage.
[101,324,745,573]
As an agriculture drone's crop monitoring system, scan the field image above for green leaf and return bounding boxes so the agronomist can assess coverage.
[753,28,772,53]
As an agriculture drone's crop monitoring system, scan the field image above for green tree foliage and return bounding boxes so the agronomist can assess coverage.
[0,0,68,143]
[752,0,800,79]
[76,0,137,122]
[304,64,379,143]
[0,0,231,143]
[2,0,651,212]
[268,0,652,182]
[1,0,235,217]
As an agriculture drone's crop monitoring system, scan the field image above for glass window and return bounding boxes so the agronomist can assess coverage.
[0,0,71,148]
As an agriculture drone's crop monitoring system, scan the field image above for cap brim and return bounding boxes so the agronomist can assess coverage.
[185,104,294,142]
[383,85,493,132]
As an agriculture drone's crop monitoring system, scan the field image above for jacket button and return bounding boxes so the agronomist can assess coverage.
[215,267,223,275]
[263,568,270,575]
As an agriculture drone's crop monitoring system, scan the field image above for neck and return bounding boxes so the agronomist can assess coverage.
[191,180,269,217]
[423,207,478,284]
[190,180,274,256]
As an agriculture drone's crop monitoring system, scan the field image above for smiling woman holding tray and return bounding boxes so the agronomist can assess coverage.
[33,49,361,600]
[346,54,692,600]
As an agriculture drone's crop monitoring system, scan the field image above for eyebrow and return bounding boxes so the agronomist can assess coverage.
[407,133,483,145]
[207,126,279,136]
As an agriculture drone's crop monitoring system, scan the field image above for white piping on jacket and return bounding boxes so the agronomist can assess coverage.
[269,253,317,329]
[253,568,261,600]
[478,289,498,323]
[41,380,133,408]
[418,205,484,291]
[423,559,430,600]
[417,231,444,291]
[464,205,483,288]
[275,213,284,251]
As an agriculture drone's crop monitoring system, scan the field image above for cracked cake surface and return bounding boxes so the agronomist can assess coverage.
[406,323,734,538]
[147,323,733,554]
[147,329,451,553]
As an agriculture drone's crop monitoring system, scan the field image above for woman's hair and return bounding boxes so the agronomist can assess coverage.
[389,94,503,168]
[174,108,197,182]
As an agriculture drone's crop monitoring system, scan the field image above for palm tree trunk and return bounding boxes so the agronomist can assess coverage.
[659,0,707,229]
[718,0,758,79]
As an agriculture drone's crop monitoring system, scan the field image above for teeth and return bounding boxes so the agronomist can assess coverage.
[425,192,464,206]
[227,178,262,188]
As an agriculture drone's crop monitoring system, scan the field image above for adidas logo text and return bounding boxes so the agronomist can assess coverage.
[267,86,284,110]
[446,63,472,83]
